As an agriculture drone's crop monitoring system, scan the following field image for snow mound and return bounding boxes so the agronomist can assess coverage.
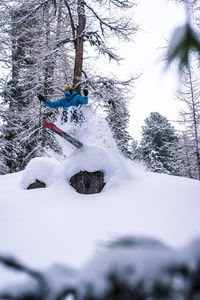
[20,157,61,189]
[20,145,138,191]
[63,146,116,179]
[62,145,135,188]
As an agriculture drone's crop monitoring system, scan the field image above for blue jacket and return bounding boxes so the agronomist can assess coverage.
[43,91,88,111]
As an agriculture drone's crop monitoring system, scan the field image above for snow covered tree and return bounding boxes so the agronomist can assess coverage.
[166,1,200,180]
[29,0,137,157]
[25,0,137,90]
[130,138,143,161]
[0,0,137,174]
[105,90,134,159]
[0,3,43,173]
[176,130,196,178]
[82,74,135,159]
[42,0,137,155]
[176,64,200,179]
[141,112,180,174]
[0,1,65,174]
[106,100,134,159]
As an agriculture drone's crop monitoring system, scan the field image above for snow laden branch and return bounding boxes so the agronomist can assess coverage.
[0,255,77,300]
[1,237,200,300]
[84,31,121,60]
[109,0,136,8]
[2,0,54,29]
[91,0,135,9]
[82,74,136,102]
[79,73,137,158]
[0,255,42,280]
[84,1,137,40]
[63,0,76,42]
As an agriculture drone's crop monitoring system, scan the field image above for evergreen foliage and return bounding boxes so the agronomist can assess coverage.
[83,75,135,159]
[141,112,180,174]
[105,89,134,159]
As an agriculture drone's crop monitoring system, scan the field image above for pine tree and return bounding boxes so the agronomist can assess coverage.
[130,139,143,161]
[141,112,180,174]
[82,74,136,159]
[105,85,134,160]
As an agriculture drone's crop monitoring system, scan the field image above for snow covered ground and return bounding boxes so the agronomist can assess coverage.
[0,114,200,291]
[0,143,200,289]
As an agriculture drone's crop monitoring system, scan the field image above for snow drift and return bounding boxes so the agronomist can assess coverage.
[20,145,135,191]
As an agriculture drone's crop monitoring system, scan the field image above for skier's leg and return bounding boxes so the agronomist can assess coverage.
[61,111,68,123]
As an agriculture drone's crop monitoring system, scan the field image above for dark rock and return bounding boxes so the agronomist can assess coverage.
[70,170,105,194]
[27,179,46,190]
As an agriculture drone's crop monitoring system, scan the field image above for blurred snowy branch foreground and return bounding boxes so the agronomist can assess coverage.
[0,236,200,300]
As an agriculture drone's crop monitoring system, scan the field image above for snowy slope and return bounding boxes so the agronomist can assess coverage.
[0,143,200,289]
[0,113,200,290]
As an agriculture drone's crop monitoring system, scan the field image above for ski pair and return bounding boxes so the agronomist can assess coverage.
[43,121,83,149]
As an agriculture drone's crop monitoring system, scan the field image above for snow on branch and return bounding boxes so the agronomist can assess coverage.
[0,254,43,281]
[84,1,137,40]
[7,0,53,29]
[91,0,135,9]
[63,0,76,41]
[0,255,77,300]
[109,0,136,8]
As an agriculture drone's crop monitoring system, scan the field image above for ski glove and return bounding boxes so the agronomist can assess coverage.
[83,89,88,96]
[38,94,46,102]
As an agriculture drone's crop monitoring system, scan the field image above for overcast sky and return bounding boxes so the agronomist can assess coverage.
[100,0,186,141]
[128,0,186,140]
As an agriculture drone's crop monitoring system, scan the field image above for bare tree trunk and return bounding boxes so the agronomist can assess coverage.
[41,6,62,149]
[182,131,193,178]
[73,0,86,94]
[42,14,52,149]
[5,12,21,172]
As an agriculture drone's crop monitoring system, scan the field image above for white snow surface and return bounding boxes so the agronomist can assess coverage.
[19,157,61,189]
[0,116,200,290]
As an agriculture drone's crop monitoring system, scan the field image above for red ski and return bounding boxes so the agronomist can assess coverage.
[43,121,83,149]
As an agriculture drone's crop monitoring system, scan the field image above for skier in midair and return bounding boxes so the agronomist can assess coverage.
[38,86,88,123]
